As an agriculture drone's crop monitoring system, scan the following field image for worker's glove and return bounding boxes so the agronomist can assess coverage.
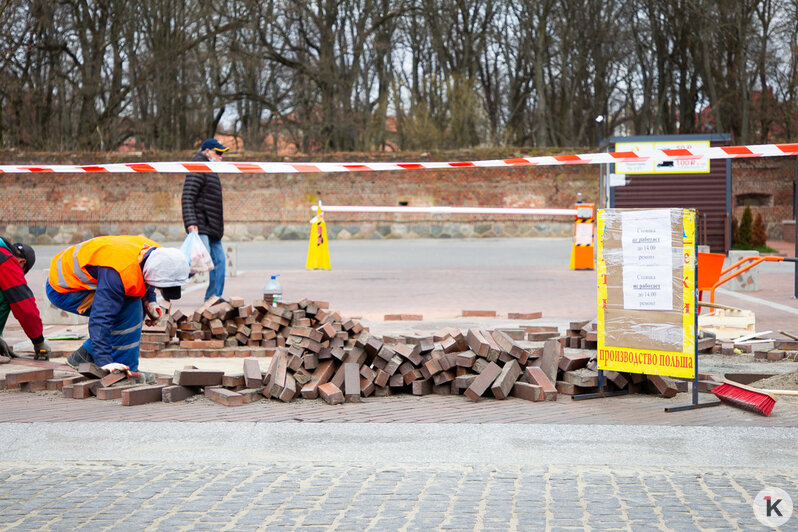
[144,301,163,326]
[101,362,130,375]
[33,340,52,360]
[76,292,94,315]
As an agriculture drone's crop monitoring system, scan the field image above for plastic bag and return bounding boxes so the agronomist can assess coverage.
[180,232,215,273]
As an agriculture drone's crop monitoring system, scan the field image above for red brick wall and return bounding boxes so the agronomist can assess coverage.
[2,152,794,239]
[1,164,597,225]
[732,157,797,239]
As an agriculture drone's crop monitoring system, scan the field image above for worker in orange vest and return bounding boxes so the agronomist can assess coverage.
[46,236,188,374]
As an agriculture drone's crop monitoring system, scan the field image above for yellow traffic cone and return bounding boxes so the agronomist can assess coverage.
[306,206,331,270]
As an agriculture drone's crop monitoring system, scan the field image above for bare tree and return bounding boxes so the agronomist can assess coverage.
[258,0,400,152]
[0,0,796,152]
[695,0,759,142]
[0,1,71,149]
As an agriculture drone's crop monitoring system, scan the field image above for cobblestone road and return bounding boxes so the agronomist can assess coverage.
[1,462,794,531]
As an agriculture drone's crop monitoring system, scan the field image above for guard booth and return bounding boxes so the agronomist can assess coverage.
[599,133,732,253]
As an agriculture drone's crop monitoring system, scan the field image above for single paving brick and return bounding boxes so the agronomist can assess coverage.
[122,385,165,406]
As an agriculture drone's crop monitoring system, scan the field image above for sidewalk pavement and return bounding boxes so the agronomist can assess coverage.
[2,238,797,530]
[2,459,792,531]
[1,419,797,531]
[767,239,797,257]
[2,237,798,428]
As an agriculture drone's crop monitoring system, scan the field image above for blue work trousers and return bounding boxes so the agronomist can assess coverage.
[45,281,143,371]
[199,234,225,301]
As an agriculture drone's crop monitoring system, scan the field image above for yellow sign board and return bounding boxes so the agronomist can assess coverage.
[597,208,696,379]
[615,141,710,174]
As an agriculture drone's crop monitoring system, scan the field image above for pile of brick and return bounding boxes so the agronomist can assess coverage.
[0,363,142,399]
[281,326,558,404]
[1,367,59,393]
[140,299,569,359]
[152,314,572,406]
[1,330,683,406]
[140,296,355,358]
[0,300,721,405]
[0,322,563,405]
[548,320,688,397]
[716,338,798,361]
[145,321,683,405]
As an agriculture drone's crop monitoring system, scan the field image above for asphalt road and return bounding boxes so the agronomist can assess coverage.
[20,236,798,330]
[29,237,577,273]
[27,237,798,273]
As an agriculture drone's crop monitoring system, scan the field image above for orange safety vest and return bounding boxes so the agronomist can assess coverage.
[48,235,161,297]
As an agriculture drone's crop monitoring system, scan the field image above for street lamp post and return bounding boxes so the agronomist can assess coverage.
[595,115,608,207]
[595,115,605,144]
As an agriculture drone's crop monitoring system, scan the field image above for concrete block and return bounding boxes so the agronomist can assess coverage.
[726,250,759,291]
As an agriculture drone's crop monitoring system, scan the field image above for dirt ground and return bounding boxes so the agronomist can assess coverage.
[752,370,798,391]
[698,353,798,375]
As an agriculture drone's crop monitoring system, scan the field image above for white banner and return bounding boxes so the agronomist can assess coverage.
[621,209,673,310]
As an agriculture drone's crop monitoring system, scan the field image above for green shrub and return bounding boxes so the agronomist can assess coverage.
[737,206,753,248]
[752,213,767,247]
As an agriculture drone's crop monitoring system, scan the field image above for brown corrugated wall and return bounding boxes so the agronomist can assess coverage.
[611,137,730,253]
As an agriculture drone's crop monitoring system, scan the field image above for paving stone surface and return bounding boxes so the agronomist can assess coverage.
[0,462,795,531]
[2,389,797,426]
[2,239,796,530]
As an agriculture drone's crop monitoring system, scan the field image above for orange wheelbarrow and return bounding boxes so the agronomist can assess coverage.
[697,252,797,313]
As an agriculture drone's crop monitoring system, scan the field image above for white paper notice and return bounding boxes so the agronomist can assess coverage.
[621,210,673,310]
[609,173,626,187]
[574,223,594,245]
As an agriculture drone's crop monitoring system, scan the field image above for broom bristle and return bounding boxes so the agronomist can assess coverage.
[712,383,776,416]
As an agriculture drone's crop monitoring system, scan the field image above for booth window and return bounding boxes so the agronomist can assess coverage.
[735,193,772,207]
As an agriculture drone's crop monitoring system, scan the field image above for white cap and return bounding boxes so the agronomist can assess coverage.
[142,247,190,287]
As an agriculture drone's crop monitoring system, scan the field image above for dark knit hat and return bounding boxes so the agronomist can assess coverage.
[12,243,35,273]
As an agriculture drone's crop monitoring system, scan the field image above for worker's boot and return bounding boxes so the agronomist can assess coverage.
[66,345,93,370]
[0,339,12,364]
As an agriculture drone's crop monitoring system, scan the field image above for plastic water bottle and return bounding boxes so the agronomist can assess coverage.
[263,274,282,306]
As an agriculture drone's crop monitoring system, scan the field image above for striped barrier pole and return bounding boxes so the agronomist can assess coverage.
[310,205,577,216]
[309,204,590,271]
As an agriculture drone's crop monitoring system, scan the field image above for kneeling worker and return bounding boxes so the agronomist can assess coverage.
[46,235,189,373]
[0,237,50,363]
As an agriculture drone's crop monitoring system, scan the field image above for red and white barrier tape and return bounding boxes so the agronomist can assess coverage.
[311,205,577,216]
[1,142,796,174]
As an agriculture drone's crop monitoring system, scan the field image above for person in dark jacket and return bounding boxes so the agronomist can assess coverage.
[182,138,228,301]
[0,237,50,363]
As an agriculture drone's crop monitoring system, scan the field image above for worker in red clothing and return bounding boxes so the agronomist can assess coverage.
[0,237,50,363]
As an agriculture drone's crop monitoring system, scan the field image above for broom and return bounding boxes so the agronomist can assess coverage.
[711,380,787,416]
